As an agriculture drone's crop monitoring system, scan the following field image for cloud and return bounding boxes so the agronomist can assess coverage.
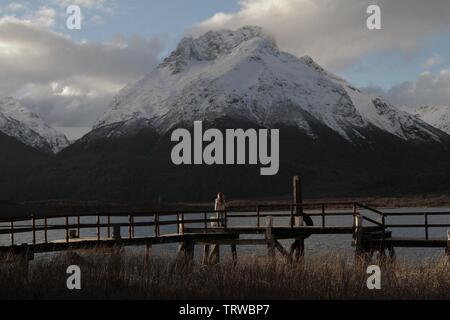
[421,55,443,68]
[192,0,450,70]
[6,2,28,12]
[362,69,450,107]
[27,6,57,28]
[51,0,116,15]
[0,17,163,126]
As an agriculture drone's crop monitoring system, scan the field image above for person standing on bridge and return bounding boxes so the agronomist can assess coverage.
[205,192,227,265]
[214,192,226,227]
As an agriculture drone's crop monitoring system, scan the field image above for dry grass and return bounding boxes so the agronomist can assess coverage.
[0,249,448,300]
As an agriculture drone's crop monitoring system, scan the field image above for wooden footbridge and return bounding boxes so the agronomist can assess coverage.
[1,178,449,264]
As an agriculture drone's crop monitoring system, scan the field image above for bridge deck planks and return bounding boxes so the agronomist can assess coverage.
[0,233,240,255]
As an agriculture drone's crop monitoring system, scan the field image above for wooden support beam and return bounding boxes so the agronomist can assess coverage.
[178,239,195,265]
[231,244,237,264]
[290,239,304,261]
[274,240,289,258]
[19,244,33,281]
[111,246,122,272]
[209,244,220,265]
[202,245,210,265]
[144,243,152,270]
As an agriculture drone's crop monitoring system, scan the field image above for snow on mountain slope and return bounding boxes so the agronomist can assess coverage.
[400,105,450,135]
[94,26,446,143]
[0,97,69,153]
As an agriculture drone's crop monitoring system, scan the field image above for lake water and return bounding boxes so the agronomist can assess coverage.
[1,207,448,264]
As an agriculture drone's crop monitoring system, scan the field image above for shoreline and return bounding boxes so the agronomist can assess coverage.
[2,193,450,219]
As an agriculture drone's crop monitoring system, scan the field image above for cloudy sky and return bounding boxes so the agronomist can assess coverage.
[1,0,450,136]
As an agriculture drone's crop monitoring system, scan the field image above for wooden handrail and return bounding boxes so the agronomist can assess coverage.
[355,203,384,216]
[361,216,383,227]
[383,211,450,216]
[1,202,449,248]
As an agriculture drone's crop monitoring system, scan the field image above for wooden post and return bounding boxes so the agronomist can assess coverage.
[177,215,190,262]
[113,224,121,241]
[144,243,152,270]
[293,176,304,226]
[354,214,365,259]
[128,215,132,239]
[155,214,160,237]
[178,215,184,234]
[352,204,358,232]
[97,215,101,241]
[65,216,69,243]
[107,215,111,238]
[290,205,295,228]
[231,244,237,264]
[181,213,185,234]
[224,209,228,229]
[291,176,305,261]
[322,204,326,228]
[32,216,36,245]
[266,216,275,258]
[44,217,48,243]
[20,244,33,280]
[77,216,81,238]
[10,221,14,246]
[178,238,194,265]
[446,230,450,256]
[257,206,261,228]
[202,212,210,265]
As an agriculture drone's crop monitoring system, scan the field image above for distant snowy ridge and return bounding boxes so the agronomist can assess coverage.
[0,97,69,153]
[400,105,450,135]
[94,26,446,144]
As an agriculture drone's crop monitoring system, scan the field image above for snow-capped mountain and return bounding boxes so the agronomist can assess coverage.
[401,105,450,135]
[93,26,446,144]
[37,26,450,202]
[0,97,69,153]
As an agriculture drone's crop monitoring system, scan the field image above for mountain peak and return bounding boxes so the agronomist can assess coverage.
[402,105,450,135]
[0,97,69,153]
[94,27,448,145]
[160,26,277,73]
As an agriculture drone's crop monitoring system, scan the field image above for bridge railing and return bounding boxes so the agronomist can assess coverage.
[381,211,450,240]
[0,201,401,248]
[0,210,227,247]
[227,201,384,230]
